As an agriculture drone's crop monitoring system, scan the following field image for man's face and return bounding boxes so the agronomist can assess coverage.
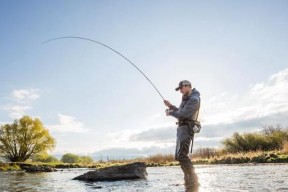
[179,86,190,95]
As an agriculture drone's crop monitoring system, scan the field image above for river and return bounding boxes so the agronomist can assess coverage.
[0,164,288,192]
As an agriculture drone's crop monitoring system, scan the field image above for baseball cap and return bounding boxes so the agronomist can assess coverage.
[175,80,191,91]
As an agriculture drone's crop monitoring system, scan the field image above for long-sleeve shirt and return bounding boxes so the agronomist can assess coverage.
[169,88,200,122]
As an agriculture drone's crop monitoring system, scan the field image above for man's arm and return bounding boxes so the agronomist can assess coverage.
[169,97,199,119]
[164,100,178,111]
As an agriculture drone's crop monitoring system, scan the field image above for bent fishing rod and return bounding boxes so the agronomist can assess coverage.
[42,36,165,101]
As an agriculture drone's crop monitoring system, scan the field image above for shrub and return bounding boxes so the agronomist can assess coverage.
[222,125,288,153]
[61,153,81,163]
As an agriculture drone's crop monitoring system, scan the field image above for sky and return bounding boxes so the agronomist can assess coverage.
[1,0,288,159]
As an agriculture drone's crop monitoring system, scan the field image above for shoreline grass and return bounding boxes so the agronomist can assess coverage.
[1,150,288,171]
[193,150,288,164]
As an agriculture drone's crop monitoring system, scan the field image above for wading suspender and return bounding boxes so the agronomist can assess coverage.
[190,97,201,153]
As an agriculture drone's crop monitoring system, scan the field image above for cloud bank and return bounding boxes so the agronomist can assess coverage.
[48,114,88,133]
[3,89,40,119]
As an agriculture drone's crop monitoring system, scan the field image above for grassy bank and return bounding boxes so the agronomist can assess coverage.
[0,163,21,171]
[193,150,288,164]
[136,150,288,166]
[1,151,288,171]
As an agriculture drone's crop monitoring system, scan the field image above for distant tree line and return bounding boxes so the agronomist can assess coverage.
[33,153,94,164]
[60,153,94,164]
[33,153,59,163]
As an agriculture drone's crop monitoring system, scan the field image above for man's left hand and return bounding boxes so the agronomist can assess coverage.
[165,109,170,116]
[164,100,171,107]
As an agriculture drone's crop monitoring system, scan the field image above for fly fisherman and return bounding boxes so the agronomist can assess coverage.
[164,80,201,192]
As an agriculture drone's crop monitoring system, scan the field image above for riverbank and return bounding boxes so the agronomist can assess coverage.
[0,162,83,171]
[1,150,287,171]
[0,161,147,172]
[192,150,288,165]
[134,150,288,166]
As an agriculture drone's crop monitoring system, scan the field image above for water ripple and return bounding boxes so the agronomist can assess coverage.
[0,164,288,191]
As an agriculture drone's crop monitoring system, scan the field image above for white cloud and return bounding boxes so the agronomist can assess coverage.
[129,126,175,143]
[3,105,32,119]
[2,89,40,119]
[202,68,288,126]
[249,68,288,114]
[0,121,9,126]
[48,114,88,133]
[11,89,39,103]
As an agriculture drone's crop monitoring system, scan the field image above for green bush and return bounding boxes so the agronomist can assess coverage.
[79,156,94,164]
[61,153,81,163]
[0,163,21,171]
[61,153,94,164]
[222,125,288,153]
[33,153,59,163]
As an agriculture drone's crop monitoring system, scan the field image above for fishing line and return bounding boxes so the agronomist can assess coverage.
[42,36,165,100]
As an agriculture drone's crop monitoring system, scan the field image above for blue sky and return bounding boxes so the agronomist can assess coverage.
[1,1,288,159]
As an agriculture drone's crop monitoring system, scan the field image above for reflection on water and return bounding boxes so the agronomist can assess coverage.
[0,164,288,192]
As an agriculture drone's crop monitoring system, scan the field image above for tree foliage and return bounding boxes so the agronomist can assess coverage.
[0,116,56,162]
[33,152,59,163]
[80,156,94,164]
[61,153,81,163]
[222,125,288,153]
[61,153,94,164]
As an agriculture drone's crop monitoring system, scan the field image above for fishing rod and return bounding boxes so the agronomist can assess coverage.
[42,36,165,101]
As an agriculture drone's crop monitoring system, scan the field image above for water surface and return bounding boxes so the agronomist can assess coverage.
[1,164,288,192]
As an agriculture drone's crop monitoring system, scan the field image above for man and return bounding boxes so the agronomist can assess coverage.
[164,80,200,192]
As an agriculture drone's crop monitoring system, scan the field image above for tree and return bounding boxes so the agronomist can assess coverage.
[61,153,81,163]
[80,156,94,164]
[33,152,59,163]
[0,116,56,162]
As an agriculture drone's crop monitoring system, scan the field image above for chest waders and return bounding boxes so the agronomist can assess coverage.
[178,96,201,192]
[177,97,201,154]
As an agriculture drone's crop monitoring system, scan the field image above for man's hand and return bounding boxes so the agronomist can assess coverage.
[164,100,172,108]
[165,109,171,116]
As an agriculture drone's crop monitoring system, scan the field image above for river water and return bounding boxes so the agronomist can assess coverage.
[0,164,288,192]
